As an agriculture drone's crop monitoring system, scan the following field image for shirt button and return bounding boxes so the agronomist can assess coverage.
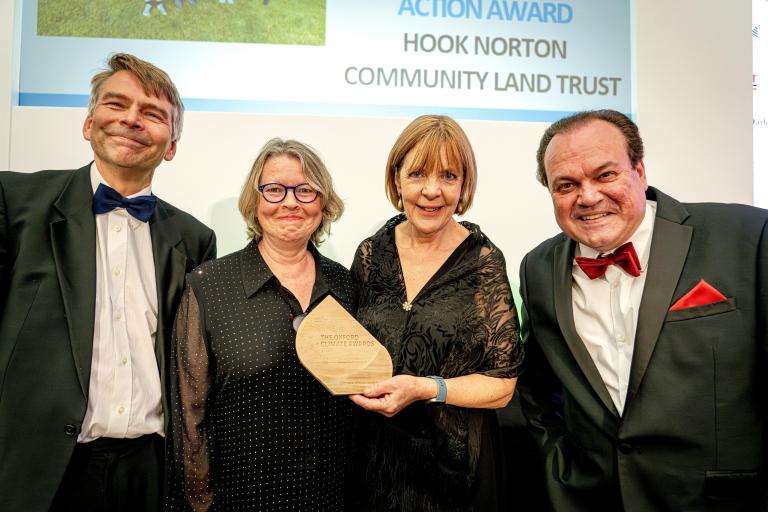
[117,406,125,414]
[617,334,626,343]
[611,281,619,289]
[113,225,122,232]
[122,356,128,365]
[64,424,78,436]
[113,267,121,276]
[115,312,122,320]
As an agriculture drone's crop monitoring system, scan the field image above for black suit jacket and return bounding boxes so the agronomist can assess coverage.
[0,165,216,512]
[518,187,768,512]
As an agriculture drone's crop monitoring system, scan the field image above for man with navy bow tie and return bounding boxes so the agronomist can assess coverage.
[0,53,216,512]
[518,110,767,511]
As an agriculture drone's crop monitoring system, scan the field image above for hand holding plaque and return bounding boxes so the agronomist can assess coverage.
[296,296,393,395]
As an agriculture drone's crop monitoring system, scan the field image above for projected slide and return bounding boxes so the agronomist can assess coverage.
[37,0,326,45]
[19,0,632,121]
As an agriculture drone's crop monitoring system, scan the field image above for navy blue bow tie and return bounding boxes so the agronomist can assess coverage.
[92,183,157,222]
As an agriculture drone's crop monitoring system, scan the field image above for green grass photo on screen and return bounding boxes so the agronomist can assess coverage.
[38,0,326,45]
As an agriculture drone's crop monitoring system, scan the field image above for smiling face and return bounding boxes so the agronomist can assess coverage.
[544,119,648,252]
[396,146,463,238]
[83,70,177,179]
[256,154,322,245]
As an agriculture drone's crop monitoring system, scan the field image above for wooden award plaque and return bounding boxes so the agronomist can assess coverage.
[296,296,393,395]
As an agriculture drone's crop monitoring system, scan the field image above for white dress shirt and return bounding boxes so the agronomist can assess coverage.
[78,164,162,442]
[571,200,657,415]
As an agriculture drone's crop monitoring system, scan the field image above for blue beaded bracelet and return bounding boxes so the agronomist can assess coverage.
[426,375,447,403]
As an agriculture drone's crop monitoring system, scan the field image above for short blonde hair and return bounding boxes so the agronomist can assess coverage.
[239,138,344,245]
[87,53,184,140]
[385,115,478,215]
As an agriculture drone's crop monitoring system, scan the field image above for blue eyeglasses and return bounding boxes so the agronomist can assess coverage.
[257,183,319,203]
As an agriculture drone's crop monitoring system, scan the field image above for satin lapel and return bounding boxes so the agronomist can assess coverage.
[627,199,692,404]
[554,238,619,417]
[149,202,187,395]
[51,166,97,396]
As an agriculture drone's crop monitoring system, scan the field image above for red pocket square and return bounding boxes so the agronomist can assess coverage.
[669,279,727,311]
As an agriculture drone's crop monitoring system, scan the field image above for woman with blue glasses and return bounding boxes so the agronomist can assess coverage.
[168,138,355,511]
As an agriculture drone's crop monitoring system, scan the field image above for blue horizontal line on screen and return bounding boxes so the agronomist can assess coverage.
[18,93,632,122]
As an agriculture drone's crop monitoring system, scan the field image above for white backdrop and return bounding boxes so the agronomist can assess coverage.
[0,1,754,294]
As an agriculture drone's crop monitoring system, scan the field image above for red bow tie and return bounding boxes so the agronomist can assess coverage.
[575,242,641,280]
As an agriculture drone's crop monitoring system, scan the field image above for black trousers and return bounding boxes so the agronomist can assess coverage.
[50,434,164,512]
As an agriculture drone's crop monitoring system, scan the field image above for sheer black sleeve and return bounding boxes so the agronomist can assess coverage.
[473,245,524,378]
[350,239,372,290]
[170,285,214,512]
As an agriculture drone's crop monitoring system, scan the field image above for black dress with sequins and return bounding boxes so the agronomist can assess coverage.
[350,216,524,512]
[167,241,356,511]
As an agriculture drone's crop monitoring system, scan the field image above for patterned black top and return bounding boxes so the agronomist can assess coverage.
[167,241,356,512]
[350,215,524,512]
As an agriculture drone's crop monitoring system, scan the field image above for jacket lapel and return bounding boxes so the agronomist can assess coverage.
[627,188,691,404]
[149,201,188,405]
[554,237,619,417]
[51,165,97,396]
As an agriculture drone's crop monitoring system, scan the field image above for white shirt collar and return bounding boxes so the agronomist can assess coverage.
[576,200,658,271]
[89,162,153,198]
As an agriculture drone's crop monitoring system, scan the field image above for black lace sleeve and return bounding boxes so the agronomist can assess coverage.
[170,285,214,512]
[350,239,372,290]
[473,245,524,378]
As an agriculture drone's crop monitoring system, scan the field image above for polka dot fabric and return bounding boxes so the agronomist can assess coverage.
[167,241,356,511]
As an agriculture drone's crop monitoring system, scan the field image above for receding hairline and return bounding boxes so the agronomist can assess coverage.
[87,53,184,140]
[547,113,641,158]
[544,117,631,163]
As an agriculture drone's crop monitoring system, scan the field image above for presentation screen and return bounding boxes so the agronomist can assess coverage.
[19,0,633,122]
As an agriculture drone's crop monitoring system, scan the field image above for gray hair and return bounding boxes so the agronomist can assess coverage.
[239,138,345,245]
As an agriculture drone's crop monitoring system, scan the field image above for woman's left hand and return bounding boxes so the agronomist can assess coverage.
[349,375,433,417]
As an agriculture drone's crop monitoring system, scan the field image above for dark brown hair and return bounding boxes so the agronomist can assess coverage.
[536,109,644,187]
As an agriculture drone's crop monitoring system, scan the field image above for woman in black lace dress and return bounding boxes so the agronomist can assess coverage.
[168,139,355,511]
[349,115,524,512]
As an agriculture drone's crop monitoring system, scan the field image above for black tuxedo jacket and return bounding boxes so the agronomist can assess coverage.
[0,165,216,512]
[518,188,768,512]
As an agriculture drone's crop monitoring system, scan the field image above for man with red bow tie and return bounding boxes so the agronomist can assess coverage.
[0,53,215,511]
[518,109,767,512]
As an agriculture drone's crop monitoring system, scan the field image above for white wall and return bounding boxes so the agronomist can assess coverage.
[0,1,753,286]
[0,0,18,168]
[635,2,752,204]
